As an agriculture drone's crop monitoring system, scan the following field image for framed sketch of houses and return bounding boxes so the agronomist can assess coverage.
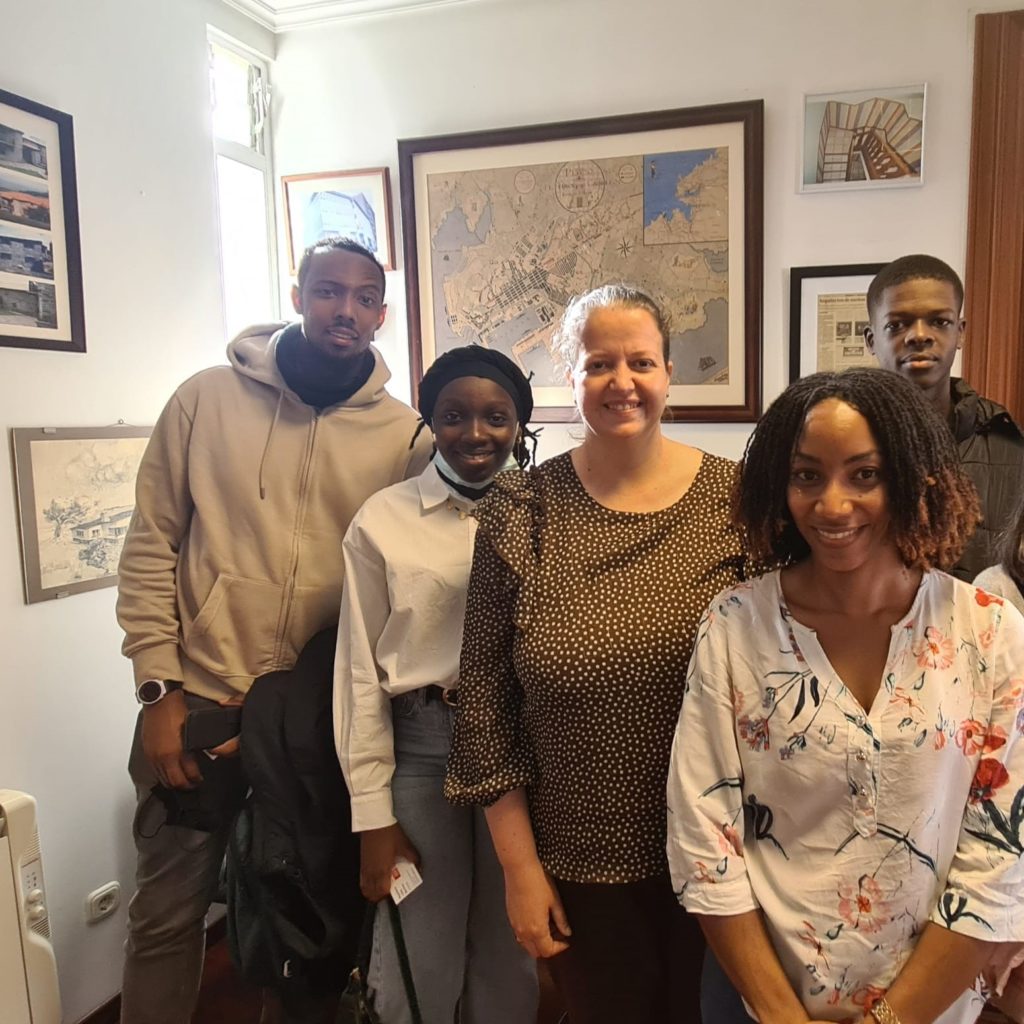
[399,100,764,422]
[0,88,86,352]
[800,85,926,193]
[11,425,151,603]
[281,166,395,275]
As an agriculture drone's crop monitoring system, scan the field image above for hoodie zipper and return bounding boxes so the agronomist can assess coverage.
[273,408,320,665]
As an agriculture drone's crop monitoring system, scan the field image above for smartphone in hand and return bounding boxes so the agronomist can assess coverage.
[182,706,242,751]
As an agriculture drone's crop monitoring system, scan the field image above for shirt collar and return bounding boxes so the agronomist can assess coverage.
[416,462,475,514]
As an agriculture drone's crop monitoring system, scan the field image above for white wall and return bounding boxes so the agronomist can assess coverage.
[0,0,1015,1020]
[0,2,273,1021]
[271,0,1005,461]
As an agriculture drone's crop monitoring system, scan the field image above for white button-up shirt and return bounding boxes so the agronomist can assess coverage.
[334,463,476,831]
[668,570,1024,1024]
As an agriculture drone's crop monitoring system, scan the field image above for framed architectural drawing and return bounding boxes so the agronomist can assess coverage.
[399,101,764,422]
[11,425,151,603]
[281,166,395,275]
[801,85,926,192]
[0,88,86,352]
[789,263,885,382]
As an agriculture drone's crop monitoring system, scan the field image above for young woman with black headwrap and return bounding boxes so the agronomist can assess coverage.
[334,346,539,1023]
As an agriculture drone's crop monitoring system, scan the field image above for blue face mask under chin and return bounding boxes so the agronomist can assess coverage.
[432,449,519,492]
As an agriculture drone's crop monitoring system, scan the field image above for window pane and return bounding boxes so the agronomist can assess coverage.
[210,41,255,149]
[215,155,273,338]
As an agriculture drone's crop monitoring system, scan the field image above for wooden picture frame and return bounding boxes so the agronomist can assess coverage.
[281,166,395,275]
[11,425,151,603]
[399,101,764,422]
[800,85,926,193]
[0,88,86,353]
[789,263,886,382]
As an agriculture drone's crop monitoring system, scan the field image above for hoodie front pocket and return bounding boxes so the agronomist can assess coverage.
[183,574,286,680]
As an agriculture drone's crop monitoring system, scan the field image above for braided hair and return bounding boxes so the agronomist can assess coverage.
[412,345,539,467]
[736,368,980,570]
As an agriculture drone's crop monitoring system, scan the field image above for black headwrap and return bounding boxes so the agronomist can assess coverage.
[418,345,533,427]
[410,344,539,467]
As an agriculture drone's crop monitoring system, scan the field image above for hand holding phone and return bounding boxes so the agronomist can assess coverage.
[182,706,242,752]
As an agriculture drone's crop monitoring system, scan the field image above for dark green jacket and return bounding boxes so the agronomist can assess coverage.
[951,378,1024,581]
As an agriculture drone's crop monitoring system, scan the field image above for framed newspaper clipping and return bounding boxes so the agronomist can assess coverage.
[398,101,764,422]
[789,263,885,382]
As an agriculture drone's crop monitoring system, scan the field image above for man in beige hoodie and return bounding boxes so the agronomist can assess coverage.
[116,237,432,1024]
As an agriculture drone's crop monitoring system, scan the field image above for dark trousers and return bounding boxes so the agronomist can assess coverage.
[701,948,754,1024]
[546,873,703,1024]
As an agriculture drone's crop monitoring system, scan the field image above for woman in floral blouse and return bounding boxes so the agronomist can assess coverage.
[668,368,1024,1024]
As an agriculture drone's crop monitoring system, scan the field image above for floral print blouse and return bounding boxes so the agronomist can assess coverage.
[667,569,1024,1024]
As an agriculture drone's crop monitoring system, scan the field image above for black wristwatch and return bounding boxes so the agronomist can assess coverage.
[136,679,184,705]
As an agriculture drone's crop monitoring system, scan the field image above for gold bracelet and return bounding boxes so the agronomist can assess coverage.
[870,997,903,1024]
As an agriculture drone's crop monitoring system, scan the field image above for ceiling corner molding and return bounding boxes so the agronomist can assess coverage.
[220,0,488,31]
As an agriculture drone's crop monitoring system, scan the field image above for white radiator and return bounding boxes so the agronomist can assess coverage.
[0,790,61,1024]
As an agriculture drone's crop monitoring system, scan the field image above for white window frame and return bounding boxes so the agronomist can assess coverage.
[207,26,279,333]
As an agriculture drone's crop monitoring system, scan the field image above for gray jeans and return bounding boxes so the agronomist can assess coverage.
[368,689,538,1024]
[120,695,246,1024]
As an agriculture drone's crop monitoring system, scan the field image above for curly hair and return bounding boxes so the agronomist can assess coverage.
[736,368,980,570]
[552,283,671,375]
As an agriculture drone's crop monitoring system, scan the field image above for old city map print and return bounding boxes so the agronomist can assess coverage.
[425,147,730,390]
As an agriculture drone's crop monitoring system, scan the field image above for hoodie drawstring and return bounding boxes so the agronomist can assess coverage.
[258,390,284,500]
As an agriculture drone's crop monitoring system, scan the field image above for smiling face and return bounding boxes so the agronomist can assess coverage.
[568,305,672,440]
[864,278,964,399]
[432,376,519,484]
[787,398,897,574]
[290,249,387,361]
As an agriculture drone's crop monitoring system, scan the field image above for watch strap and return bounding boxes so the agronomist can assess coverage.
[136,679,184,705]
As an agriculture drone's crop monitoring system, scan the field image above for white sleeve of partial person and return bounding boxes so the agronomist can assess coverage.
[334,521,398,832]
[930,600,1024,942]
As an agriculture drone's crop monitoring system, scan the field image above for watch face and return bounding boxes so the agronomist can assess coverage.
[137,680,164,704]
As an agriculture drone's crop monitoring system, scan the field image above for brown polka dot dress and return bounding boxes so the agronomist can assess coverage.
[444,450,746,883]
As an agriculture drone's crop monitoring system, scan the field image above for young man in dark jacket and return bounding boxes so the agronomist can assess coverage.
[865,253,1024,580]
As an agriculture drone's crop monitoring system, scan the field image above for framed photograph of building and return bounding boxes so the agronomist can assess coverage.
[399,101,764,422]
[800,85,926,193]
[789,263,885,382]
[0,88,86,352]
[11,425,151,603]
[281,166,395,276]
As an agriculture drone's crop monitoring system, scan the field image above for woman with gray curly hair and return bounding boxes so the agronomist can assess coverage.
[445,283,747,1022]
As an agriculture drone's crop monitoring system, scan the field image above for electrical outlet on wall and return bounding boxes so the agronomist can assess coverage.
[85,881,121,924]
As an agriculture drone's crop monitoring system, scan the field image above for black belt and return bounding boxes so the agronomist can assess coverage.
[424,685,458,707]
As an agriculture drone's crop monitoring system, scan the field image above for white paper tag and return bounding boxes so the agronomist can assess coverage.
[389,856,423,905]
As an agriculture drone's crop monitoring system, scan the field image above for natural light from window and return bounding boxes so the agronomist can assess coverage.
[208,33,276,340]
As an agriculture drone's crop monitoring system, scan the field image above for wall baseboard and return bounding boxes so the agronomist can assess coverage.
[79,916,229,1024]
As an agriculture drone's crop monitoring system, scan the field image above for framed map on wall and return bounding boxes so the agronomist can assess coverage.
[398,102,764,422]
